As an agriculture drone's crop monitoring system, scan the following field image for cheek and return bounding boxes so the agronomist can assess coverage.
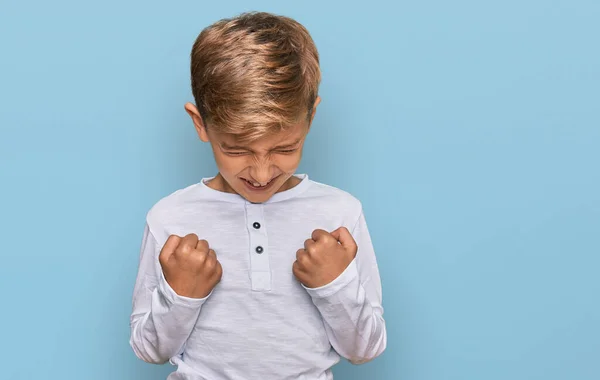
[214,153,247,174]
[276,153,303,171]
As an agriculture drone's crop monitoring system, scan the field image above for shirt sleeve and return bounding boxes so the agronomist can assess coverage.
[303,209,387,364]
[129,223,210,364]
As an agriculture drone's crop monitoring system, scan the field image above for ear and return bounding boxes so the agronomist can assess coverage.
[309,96,321,125]
[185,102,210,142]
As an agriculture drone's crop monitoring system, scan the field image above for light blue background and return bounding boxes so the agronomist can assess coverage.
[1,1,598,379]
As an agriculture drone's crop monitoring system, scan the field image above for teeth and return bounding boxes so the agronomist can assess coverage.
[245,178,274,188]
[245,179,266,188]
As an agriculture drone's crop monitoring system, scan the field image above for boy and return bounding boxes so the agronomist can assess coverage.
[129,11,386,380]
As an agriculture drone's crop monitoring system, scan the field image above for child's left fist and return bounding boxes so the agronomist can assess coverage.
[293,227,358,288]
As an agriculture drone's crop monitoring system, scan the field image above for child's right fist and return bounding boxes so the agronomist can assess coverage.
[159,233,222,299]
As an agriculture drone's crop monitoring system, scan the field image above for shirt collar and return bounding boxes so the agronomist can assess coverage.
[198,173,311,204]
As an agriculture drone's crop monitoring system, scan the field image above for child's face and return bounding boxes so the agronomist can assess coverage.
[185,99,319,203]
[206,123,308,203]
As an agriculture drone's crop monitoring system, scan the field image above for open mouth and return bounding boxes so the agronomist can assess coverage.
[241,175,279,191]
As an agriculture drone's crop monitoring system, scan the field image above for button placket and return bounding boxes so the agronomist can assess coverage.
[245,202,271,291]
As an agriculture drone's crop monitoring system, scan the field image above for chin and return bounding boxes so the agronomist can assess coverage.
[243,181,288,203]
[238,188,271,202]
[246,195,271,203]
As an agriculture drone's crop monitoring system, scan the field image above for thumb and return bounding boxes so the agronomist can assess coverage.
[330,227,356,251]
[160,234,181,262]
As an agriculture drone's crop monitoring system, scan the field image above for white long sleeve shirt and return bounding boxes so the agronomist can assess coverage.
[129,174,386,379]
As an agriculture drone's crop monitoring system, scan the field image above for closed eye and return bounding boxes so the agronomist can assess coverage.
[224,151,249,156]
[275,149,298,154]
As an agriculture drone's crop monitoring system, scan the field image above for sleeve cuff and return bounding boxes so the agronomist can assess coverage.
[302,258,359,298]
[158,270,211,308]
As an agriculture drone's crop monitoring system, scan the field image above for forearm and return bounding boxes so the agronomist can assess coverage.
[130,272,207,364]
[305,260,387,364]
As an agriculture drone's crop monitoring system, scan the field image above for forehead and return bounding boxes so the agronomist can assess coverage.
[217,122,309,149]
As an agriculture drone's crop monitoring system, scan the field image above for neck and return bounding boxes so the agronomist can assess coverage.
[206,173,302,194]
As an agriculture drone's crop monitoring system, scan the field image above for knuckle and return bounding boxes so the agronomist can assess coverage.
[204,257,216,270]
[179,244,192,255]
[189,252,206,266]
[298,253,309,266]
[167,234,181,243]
[158,251,168,266]
[194,249,208,260]
[197,239,209,251]
[181,234,198,248]
[312,228,325,237]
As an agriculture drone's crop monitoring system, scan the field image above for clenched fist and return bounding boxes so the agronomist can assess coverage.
[293,227,358,289]
[159,233,222,299]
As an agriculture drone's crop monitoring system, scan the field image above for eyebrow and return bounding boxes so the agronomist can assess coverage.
[272,139,302,149]
[220,138,302,151]
[219,143,249,150]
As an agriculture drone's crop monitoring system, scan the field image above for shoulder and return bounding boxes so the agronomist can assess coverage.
[303,178,364,220]
[144,182,205,242]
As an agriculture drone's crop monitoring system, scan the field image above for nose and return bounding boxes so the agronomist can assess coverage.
[249,162,274,186]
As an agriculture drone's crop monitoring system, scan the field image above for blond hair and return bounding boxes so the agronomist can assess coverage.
[190,12,321,141]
